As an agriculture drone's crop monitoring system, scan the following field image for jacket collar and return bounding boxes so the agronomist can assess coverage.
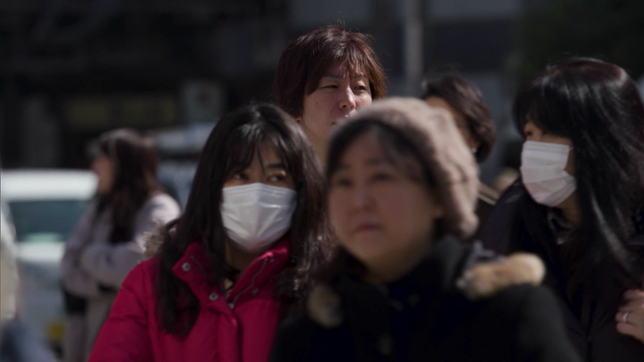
[172,236,291,303]
[336,235,469,304]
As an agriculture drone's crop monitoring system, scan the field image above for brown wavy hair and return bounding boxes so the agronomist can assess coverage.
[95,129,160,244]
[155,104,334,335]
[274,24,387,119]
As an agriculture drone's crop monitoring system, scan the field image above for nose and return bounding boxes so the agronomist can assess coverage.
[339,86,357,111]
[352,185,373,210]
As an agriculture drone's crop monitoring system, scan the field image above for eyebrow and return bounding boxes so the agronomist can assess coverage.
[334,158,388,171]
[322,73,368,80]
[264,162,287,170]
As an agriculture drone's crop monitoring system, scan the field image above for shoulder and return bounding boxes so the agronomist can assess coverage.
[456,250,546,300]
[478,183,499,206]
[123,257,159,288]
[143,193,180,212]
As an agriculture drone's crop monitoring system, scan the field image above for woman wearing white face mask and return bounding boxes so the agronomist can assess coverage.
[87,104,334,362]
[479,58,644,361]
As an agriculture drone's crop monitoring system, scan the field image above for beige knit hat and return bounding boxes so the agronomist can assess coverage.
[330,97,479,239]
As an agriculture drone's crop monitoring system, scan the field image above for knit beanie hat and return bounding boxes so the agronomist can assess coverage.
[329,97,479,239]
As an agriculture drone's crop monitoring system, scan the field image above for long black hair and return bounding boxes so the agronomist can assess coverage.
[513,57,644,286]
[155,103,334,335]
[95,129,160,244]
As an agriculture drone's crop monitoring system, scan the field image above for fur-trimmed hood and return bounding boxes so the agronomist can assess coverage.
[142,224,167,260]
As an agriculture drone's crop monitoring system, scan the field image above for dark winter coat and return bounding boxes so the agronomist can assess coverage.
[270,236,580,362]
[478,180,644,362]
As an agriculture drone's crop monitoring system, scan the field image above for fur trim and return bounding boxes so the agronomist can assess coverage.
[307,285,343,328]
[142,223,167,260]
[456,253,546,300]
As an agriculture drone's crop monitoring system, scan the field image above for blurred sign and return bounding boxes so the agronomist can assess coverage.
[64,94,176,131]
[180,81,225,124]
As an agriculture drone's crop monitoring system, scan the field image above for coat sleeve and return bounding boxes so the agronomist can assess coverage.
[78,195,179,288]
[513,286,581,362]
[88,263,154,362]
[60,203,101,297]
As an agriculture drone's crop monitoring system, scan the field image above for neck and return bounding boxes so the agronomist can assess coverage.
[363,238,433,285]
[556,192,580,225]
[303,130,327,166]
[224,240,261,274]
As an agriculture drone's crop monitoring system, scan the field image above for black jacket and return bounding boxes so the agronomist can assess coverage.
[478,180,644,362]
[270,236,579,362]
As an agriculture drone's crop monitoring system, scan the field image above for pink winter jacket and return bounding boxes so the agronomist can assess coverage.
[88,238,291,362]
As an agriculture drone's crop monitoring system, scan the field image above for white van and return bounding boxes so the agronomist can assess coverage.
[1,169,96,351]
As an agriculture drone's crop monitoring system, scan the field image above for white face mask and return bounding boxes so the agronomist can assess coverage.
[520,140,576,207]
[221,183,297,253]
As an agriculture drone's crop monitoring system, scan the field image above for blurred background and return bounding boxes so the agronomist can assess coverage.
[1,0,644,357]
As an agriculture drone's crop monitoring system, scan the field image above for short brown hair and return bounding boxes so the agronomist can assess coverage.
[274,25,387,118]
[421,73,496,163]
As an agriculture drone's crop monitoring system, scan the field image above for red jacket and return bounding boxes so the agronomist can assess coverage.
[88,238,291,362]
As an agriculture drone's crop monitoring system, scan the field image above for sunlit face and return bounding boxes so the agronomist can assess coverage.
[92,152,114,194]
[523,121,574,175]
[223,143,295,190]
[328,130,444,281]
[425,96,480,151]
[298,63,372,143]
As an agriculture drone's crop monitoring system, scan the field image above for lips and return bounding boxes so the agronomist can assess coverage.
[353,223,381,234]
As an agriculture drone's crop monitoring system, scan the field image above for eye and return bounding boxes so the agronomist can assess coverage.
[322,84,338,89]
[354,85,368,91]
[269,173,287,182]
[370,172,393,182]
[331,176,352,188]
[232,172,248,180]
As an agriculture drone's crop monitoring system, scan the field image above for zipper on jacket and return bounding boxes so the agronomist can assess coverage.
[229,258,269,309]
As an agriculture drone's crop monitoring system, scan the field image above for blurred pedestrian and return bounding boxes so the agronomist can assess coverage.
[87,104,333,362]
[479,58,644,361]
[270,98,579,362]
[0,208,17,322]
[421,73,498,237]
[274,24,387,164]
[60,129,180,362]
[1,213,57,362]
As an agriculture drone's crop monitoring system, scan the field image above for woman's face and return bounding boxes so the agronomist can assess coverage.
[425,96,480,151]
[298,63,373,144]
[523,121,574,175]
[92,152,114,194]
[328,130,444,280]
[223,143,295,190]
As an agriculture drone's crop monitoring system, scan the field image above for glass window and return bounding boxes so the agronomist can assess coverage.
[8,200,89,242]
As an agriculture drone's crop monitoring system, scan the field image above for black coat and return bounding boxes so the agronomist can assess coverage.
[478,180,644,362]
[270,237,579,362]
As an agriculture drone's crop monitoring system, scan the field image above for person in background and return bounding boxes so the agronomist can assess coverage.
[421,72,498,237]
[274,24,387,164]
[87,104,334,362]
[60,129,180,362]
[270,98,579,362]
[0,208,17,322]
[479,58,644,361]
[1,231,57,362]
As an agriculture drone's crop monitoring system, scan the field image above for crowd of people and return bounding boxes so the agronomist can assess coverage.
[1,24,643,362]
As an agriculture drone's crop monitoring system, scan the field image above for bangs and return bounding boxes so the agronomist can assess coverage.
[221,121,291,178]
[513,78,563,137]
[305,37,382,96]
